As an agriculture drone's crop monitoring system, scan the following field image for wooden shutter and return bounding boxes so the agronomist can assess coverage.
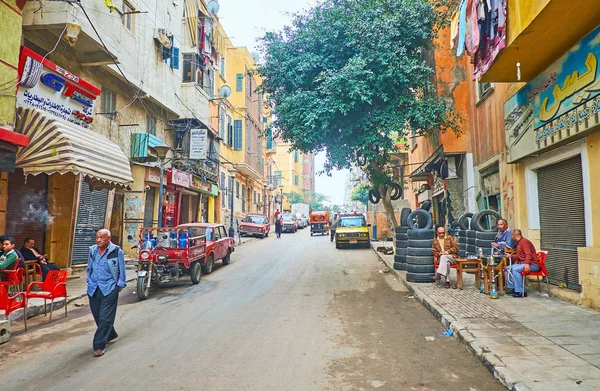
[537,155,585,290]
[234,120,242,150]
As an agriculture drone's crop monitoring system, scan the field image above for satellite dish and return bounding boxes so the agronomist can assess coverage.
[251,51,260,63]
[219,84,232,98]
[207,0,219,14]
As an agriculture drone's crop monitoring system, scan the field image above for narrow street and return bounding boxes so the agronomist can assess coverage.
[1,230,503,391]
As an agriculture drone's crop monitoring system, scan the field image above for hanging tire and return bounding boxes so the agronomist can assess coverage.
[400,208,411,227]
[407,247,433,257]
[368,188,381,204]
[389,183,403,201]
[406,255,434,265]
[407,209,433,230]
[406,264,435,274]
[394,254,406,263]
[136,275,150,300]
[395,233,408,241]
[396,240,408,248]
[407,239,433,248]
[394,261,407,271]
[476,231,498,241]
[473,210,502,232]
[395,226,409,234]
[406,272,435,283]
[420,200,432,212]
[190,261,202,284]
[458,213,474,230]
[466,230,477,238]
[396,248,407,256]
[407,229,435,240]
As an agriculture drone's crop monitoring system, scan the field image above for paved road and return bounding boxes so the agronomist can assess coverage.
[1,229,504,390]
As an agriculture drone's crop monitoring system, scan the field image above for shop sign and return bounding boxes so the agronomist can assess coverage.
[505,25,600,162]
[189,128,207,160]
[168,168,191,187]
[145,167,161,184]
[16,47,100,128]
[190,175,211,193]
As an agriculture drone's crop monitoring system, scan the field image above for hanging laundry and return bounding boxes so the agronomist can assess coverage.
[456,0,467,56]
[465,0,480,56]
[473,0,507,79]
[450,8,460,49]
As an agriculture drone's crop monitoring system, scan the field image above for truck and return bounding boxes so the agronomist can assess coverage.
[291,203,310,228]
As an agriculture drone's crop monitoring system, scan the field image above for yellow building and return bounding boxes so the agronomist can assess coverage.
[273,141,305,212]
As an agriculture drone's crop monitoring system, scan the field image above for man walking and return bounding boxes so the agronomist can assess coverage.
[431,226,459,288]
[330,214,339,242]
[87,229,127,357]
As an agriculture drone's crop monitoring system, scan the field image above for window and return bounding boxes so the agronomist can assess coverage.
[219,106,225,140]
[236,181,240,198]
[220,57,226,77]
[476,81,493,102]
[294,150,299,162]
[221,172,226,208]
[242,184,246,213]
[236,73,243,92]
[253,191,257,204]
[266,128,273,149]
[183,53,199,83]
[274,171,282,186]
[202,67,214,97]
[121,1,134,31]
[294,175,299,186]
[146,114,156,135]
[101,87,116,118]
[227,115,233,147]
[246,121,252,153]
[233,120,242,150]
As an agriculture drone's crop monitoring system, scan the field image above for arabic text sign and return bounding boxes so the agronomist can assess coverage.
[16,47,100,128]
[169,168,191,188]
[189,128,207,160]
[504,25,600,162]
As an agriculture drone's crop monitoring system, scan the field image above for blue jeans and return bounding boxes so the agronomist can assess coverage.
[506,263,540,293]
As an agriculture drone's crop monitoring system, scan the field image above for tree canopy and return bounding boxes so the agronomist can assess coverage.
[350,183,370,205]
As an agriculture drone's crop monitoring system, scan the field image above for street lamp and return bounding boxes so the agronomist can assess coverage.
[150,145,172,228]
[278,184,284,213]
[228,167,238,238]
[262,182,267,217]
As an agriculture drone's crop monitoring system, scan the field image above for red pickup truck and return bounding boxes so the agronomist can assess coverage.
[240,214,271,238]
[177,223,235,274]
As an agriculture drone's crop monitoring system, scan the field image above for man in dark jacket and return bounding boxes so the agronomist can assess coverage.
[20,238,60,280]
[87,229,127,357]
[505,229,540,297]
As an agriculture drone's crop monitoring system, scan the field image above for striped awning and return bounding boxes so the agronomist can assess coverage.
[15,108,133,188]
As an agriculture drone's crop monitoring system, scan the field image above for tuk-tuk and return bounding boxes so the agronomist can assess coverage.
[310,211,330,236]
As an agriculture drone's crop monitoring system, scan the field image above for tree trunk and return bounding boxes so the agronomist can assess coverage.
[378,184,398,232]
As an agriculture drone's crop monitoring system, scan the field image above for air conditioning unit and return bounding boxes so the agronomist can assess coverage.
[154,28,173,49]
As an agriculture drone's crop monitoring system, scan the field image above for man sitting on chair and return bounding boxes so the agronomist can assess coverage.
[431,226,459,288]
[492,218,513,255]
[21,238,60,281]
[0,237,19,280]
[505,229,540,297]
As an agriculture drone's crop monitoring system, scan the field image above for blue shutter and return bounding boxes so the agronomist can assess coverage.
[236,73,243,92]
[266,129,273,149]
[170,47,180,69]
[234,120,242,150]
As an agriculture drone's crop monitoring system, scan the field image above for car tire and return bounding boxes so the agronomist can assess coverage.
[222,252,231,265]
[458,212,474,230]
[394,261,407,271]
[407,209,433,230]
[395,233,408,241]
[201,255,214,275]
[406,272,435,283]
[190,261,202,284]
[137,275,150,300]
[469,213,480,231]
[458,236,467,244]
[310,233,313,236]
[407,247,433,257]
[364,242,370,249]
[394,254,406,263]
[400,208,412,227]
[396,248,408,256]
[476,231,498,241]
[396,240,408,248]
[406,264,435,274]
[466,244,477,254]
[467,238,476,246]
[407,229,435,240]
[407,239,433,248]
[466,230,477,238]
[395,226,409,234]
[457,229,468,237]
[406,255,434,265]
[473,209,502,232]
[476,239,495,248]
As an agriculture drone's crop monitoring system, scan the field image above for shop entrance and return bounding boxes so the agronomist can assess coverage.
[537,155,585,290]
[72,180,109,265]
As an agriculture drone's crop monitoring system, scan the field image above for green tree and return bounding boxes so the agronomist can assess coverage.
[257,0,460,229]
[350,183,370,206]
[305,191,330,211]
[287,191,304,205]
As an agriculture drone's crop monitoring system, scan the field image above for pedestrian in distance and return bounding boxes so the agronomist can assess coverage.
[330,215,339,242]
[275,215,283,238]
[87,229,127,357]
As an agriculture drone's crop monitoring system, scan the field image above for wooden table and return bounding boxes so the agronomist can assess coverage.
[23,260,39,289]
[457,259,481,290]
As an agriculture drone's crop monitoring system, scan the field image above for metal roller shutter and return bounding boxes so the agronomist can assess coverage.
[537,155,585,290]
[6,169,47,252]
[71,181,108,265]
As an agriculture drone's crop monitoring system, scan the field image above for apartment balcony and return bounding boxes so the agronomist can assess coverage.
[130,133,167,162]
[266,139,277,155]
[22,1,118,66]
[480,0,598,82]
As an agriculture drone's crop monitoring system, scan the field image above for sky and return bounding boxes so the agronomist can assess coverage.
[219,0,349,205]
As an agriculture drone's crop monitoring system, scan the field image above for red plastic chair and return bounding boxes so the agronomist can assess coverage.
[0,258,24,294]
[521,251,549,297]
[26,270,68,322]
[0,285,27,331]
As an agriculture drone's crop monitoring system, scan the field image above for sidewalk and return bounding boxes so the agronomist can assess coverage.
[371,241,600,391]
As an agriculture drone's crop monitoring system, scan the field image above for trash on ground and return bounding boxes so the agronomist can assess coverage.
[408,295,414,299]
[425,336,436,341]
[132,291,136,295]
[439,329,453,337]
[378,269,390,274]
[541,293,549,297]
[576,381,582,385]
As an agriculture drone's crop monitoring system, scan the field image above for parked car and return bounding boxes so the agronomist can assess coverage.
[295,213,307,229]
[240,214,271,238]
[281,214,298,233]
[177,223,235,274]
[334,214,371,249]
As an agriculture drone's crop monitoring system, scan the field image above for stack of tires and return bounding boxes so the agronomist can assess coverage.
[457,210,501,257]
[456,212,473,258]
[406,209,435,283]
[393,208,411,271]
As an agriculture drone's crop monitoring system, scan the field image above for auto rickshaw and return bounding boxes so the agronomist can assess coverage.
[310,211,330,236]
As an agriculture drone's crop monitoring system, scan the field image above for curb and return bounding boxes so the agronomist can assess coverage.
[371,244,525,391]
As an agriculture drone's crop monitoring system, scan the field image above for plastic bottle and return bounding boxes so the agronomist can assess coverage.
[169,230,178,248]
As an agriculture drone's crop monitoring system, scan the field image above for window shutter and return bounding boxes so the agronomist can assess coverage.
[266,129,273,149]
[246,121,251,153]
[171,47,180,69]
[236,73,243,92]
[234,120,242,150]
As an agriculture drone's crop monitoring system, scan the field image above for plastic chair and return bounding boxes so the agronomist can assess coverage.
[521,251,549,297]
[0,285,27,331]
[26,270,68,322]
[0,258,24,294]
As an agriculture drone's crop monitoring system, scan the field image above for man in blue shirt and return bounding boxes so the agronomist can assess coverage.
[87,229,127,357]
[492,219,513,255]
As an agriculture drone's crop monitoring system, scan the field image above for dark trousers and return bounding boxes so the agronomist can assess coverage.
[89,288,119,350]
[330,229,336,242]
[41,263,60,280]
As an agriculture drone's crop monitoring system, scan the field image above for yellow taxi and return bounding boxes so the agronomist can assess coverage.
[335,214,371,249]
